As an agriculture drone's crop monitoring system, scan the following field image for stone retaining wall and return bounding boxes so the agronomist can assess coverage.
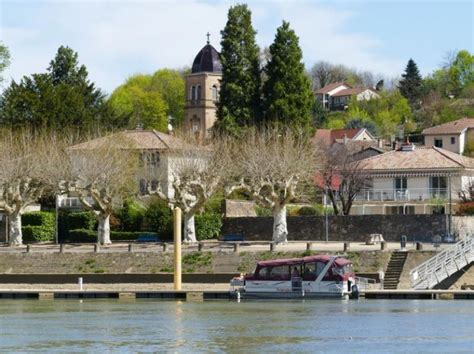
[223,215,449,242]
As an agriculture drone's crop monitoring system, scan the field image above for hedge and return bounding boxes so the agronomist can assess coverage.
[67,212,96,230]
[22,212,55,242]
[458,202,474,215]
[67,229,159,243]
[195,212,222,241]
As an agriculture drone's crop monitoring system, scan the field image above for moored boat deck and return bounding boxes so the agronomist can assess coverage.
[0,289,473,300]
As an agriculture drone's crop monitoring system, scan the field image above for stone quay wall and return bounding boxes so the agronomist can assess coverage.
[222,214,451,242]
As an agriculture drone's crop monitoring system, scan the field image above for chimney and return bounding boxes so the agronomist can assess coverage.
[377,138,383,148]
[343,133,348,144]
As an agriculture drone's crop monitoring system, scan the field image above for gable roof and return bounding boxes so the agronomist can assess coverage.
[313,128,374,146]
[67,130,191,151]
[315,82,352,94]
[358,146,474,173]
[422,117,474,135]
[332,87,379,97]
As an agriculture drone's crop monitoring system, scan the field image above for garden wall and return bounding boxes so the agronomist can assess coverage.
[222,214,452,242]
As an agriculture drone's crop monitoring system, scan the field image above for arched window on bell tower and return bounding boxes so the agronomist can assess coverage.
[197,85,202,102]
[211,85,219,101]
[191,86,196,101]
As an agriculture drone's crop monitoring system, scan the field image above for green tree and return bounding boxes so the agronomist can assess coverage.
[262,21,314,134]
[0,42,11,85]
[448,50,474,96]
[398,58,423,108]
[214,4,261,136]
[150,69,185,126]
[0,46,110,130]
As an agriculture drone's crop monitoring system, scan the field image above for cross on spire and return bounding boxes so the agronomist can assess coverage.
[206,32,210,44]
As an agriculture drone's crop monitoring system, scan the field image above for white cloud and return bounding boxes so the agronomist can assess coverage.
[2,0,403,94]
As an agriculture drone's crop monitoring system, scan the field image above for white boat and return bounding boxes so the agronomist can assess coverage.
[230,255,359,299]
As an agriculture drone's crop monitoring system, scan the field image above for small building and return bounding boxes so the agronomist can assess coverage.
[422,117,474,155]
[350,144,474,215]
[315,82,380,110]
[313,128,376,148]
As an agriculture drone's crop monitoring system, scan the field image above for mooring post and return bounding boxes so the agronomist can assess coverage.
[174,207,182,291]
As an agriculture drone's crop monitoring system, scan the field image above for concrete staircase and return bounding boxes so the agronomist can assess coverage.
[384,251,408,289]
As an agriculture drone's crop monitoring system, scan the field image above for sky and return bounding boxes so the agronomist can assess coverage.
[1,0,473,94]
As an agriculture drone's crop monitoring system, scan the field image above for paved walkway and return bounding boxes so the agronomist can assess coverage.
[0,241,451,254]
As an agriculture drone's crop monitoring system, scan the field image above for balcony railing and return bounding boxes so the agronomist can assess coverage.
[354,188,449,202]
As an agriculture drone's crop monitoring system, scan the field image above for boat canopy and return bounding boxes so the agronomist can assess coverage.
[256,255,351,268]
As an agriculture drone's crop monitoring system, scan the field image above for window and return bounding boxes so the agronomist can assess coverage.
[191,86,196,101]
[430,176,447,198]
[394,177,407,191]
[191,115,200,133]
[211,85,218,101]
[434,138,443,148]
[139,179,147,196]
[386,206,414,215]
[257,265,290,280]
[451,137,455,144]
[196,85,202,101]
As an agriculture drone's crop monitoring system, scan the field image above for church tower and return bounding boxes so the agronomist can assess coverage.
[184,34,222,138]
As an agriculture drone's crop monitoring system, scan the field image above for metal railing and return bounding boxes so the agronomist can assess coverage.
[410,235,474,289]
[355,188,448,202]
[355,276,377,290]
[57,197,94,209]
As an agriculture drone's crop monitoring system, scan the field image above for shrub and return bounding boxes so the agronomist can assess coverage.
[68,229,97,243]
[255,205,272,217]
[22,212,55,242]
[67,212,96,230]
[457,202,474,215]
[204,191,224,214]
[144,198,173,240]
[117,199,146,231]
[195,212,222,241]
[297,206,319,216]
[22,225,54,242]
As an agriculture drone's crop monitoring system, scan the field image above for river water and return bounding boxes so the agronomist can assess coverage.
[0,299,472,352]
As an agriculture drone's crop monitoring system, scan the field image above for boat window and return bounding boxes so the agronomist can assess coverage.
[269,265,290,280]
[303,261,327,280]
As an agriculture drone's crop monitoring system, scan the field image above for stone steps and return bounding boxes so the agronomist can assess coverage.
[384,252,408,290]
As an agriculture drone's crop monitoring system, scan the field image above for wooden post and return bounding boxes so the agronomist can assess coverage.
[94,244,100,253]
[306,242,313,251]
[59,244,65,253]
[343,242,350,252]
[416,242,423,251]
[162,243,169,252]
[174,207,182,291]
[128,244,133,252]
[198,242,204,252]
[233,243,240,253]
[380,241,386,251]
[26,244,31,253]
[270,242,276,252]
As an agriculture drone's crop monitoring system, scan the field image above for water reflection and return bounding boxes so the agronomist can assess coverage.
[0,299,473,352]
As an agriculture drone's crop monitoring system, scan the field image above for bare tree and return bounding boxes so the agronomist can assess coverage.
[226,130,318,243]
[317,143,367,215]
[145,138,227,243]
[63,133,138,244]
[458,179,474,202]
[310,61,334,90]
[0,130,62,245]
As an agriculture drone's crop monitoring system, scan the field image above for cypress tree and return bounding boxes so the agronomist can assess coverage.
[262,21,314,134]
[398,58,423,108]
[215,4,261,136]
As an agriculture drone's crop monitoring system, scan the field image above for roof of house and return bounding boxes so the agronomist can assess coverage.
[313,128,374,146]
[67,130,191,151]
[315,82,352,94]
[421,117,474,135]
[331,87,378,97]
[358,146,474,172]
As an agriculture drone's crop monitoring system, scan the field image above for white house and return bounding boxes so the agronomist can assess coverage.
[422,117,474,155]
[350,144,474,215]
[315,82,380,110]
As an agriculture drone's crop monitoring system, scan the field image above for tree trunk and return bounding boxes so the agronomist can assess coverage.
[272,205,288,244]
[98,214,111,245]
[9,212,23,246]
[184,213,197,243]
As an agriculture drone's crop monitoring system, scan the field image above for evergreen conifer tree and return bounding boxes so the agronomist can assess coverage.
[398,58,423,108]
[262,21,314,134]
[214,4,261,136]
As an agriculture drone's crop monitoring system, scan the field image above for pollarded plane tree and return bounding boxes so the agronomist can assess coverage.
[63,134,138,244]
[226,130,318,243]
[145,140,225,243]
[0,131,62,245]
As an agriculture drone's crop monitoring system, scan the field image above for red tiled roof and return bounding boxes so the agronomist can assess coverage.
[422,117,474,135]
[358,146,474,172]
[313,128,368,146]
[67,130,191,151]
[315,82,352,94]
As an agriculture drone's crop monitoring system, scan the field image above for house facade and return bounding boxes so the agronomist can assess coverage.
[313,128,376,148]
[422,117,474,155]
[315,82,380,110]
[349,144,474,215]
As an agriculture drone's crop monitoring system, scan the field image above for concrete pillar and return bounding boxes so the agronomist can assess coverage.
[174,207,182,291]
